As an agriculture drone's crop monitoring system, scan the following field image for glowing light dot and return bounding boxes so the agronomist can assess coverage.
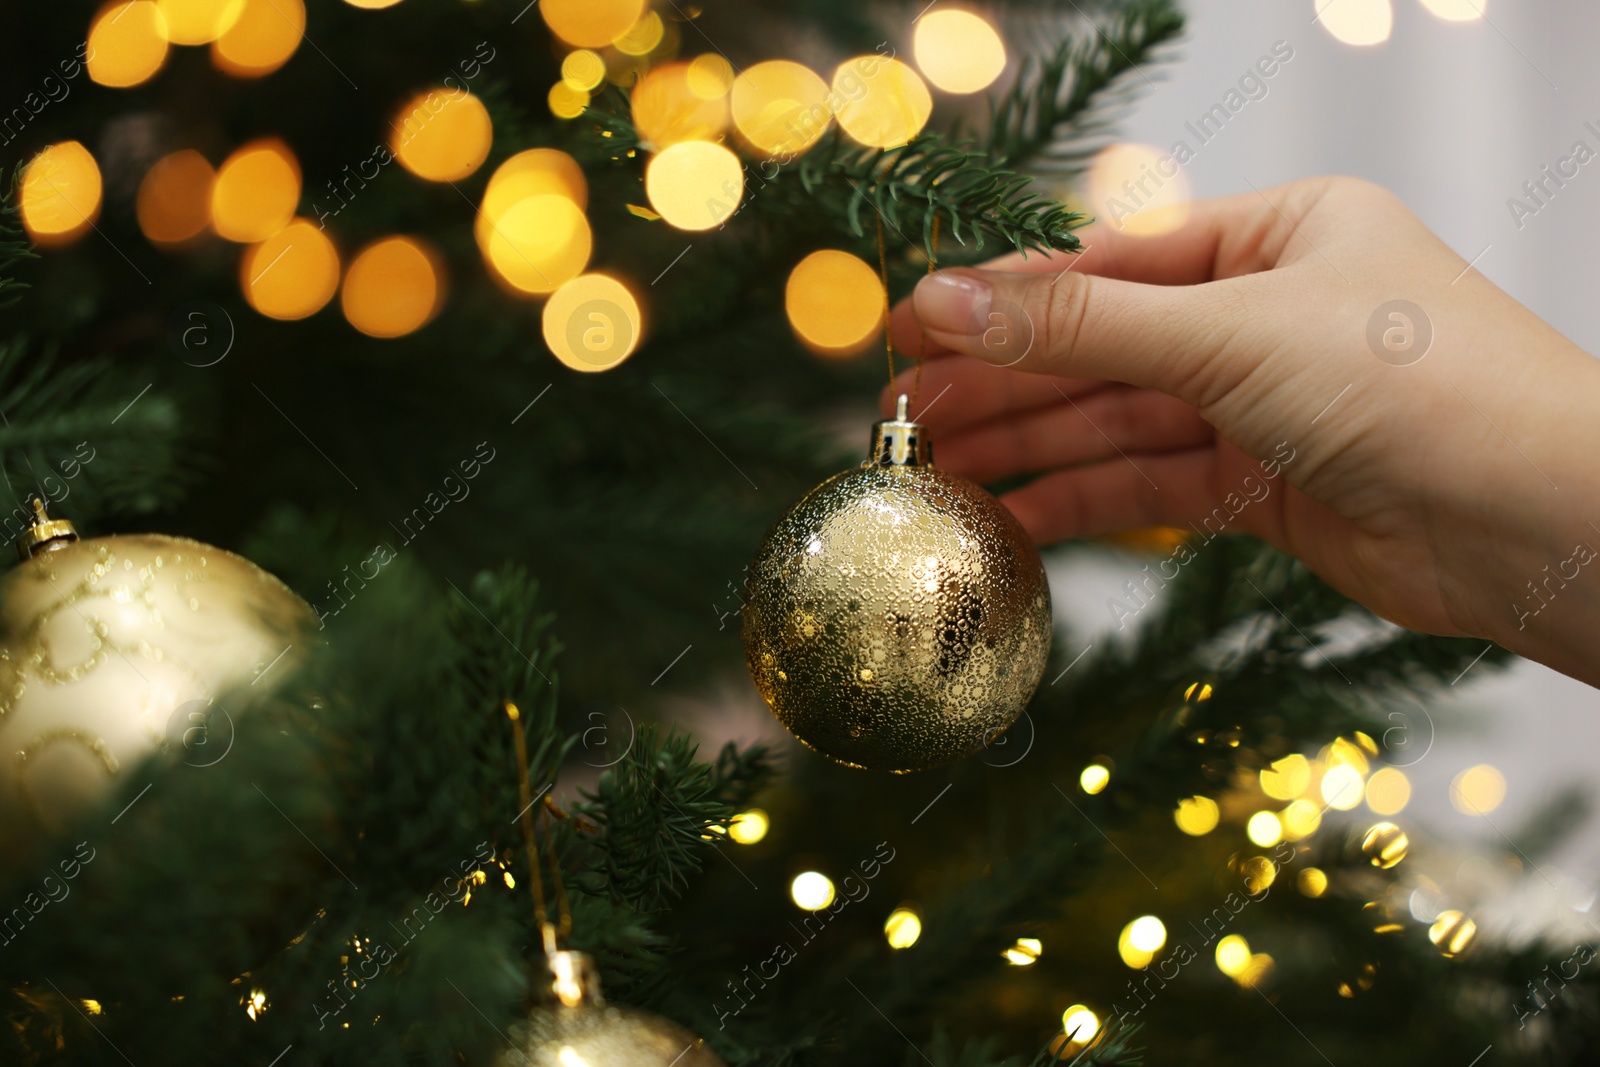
[1361,821,1409,869]
[1320,764,1364,811]
[343,0,403,8]
[1429,909,1477,957]
[884,907,922,949]
[20,142,103,246]
[1325,736,1371,775]
[1260,753,1311,800]
[392,89,493,182]
[1450,764,1505,814]
[1174,795,1219,836]
[340,236,443,338]
[1087,142,1191,237]
[82,1000,103,1015]
[1365,767,1411,816]
[728,809,769,845]
[543,275,642,371]
[1116,920,1158,969]
[1215,934,1251,977]
[484,195,592,295]
[1240,856,1276,895]
[833,56,932,149]
[1246,810,1283,847]
[562,50,607,92]
[1002,937,1042,966]
[632,62,730,148]
[1126,916,1166,954]
[731,60,833,158]
[791,871,835,911]
[688,54,735,100]
[240,218,340,321]
[646,141,743,231]
[213,0,303,77]
[549,82,590,121]
[1079,763,1110,795]
[1315,0,1394,46]
[784,250,884,356]
[1061,1005,1099,1043]
[138,149,215,245]
[541,0,646,48]
[212,138,300,243]
[614,11,665,56]
[244,988,267,1020]
[1298,867,1328,897]
[1421,0,1485,19]
[155,0,245,44]
[1280,799,1322,840]
[88,1,170,88]
[1185,681,1214,702]
[914,10,1007,94]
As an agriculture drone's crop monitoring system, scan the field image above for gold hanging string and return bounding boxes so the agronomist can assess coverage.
[914,213,941,411]
[506,700,569,954]
[876,213,895,390]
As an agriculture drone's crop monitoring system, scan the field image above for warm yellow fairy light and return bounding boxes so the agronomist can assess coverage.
[784,250,884,356]
[244,988,267,1020]
[1280,799,1322,841]
[562,50,607,92]
[1365,767,1411,816]
[88,1,170,88]
[1260,753,1310,800]
[1173,795,1219,836]
[1324,736,1371,775]
[1420,0,1485,20]
[1315,0,1394,46]
[646,141,743,231]
[138,149,215,245]
[82,999,104,1015]
[1361,821,1409,869]
[1003,937,1043,966]
[391,89,493,182]
[791,871,835,911]
[1215,934,1251,977]
[541,0,646,48]
[1079,764,1111,795]
[727,809,769,845]
[884,907,922,949]
[20,142,103,247]
[212,0,303,77]
[1240,856,1276,895]
[1298,867,1328,897]
[484,195,592,295]
[1184,681,1214,701]
[632,62,731,148]
[240,218,340,320]
[542,274,642,372]
[1061,1005,1099,1043]
[1116,924,1153,969]
[1087,142,1191,237]
[1320,763,1364,811]
[549,82,590,121]
[1450,764,1506,815]
[913,10,1007,94]
[344,0,403,8]
[340,236,443,338]
[212,138,300,243]
[1246,811,1283,847]
[688,54,736,100]
[832,57,932,149]
[476,149,588,253]
[1126,916,1166,954]
[1429,909,1477,957]
[1239,953,1274,988]
[155,0,246,45]
[730,60,833,158]
[613,11,666,56]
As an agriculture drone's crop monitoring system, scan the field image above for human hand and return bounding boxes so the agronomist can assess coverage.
[882,177,1600,687]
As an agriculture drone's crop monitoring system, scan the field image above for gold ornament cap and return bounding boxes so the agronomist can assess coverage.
[15,499,79,560]
[546,947,604,1009]
[869,394,932,467]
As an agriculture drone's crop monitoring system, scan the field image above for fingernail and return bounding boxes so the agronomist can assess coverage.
[914,270,991,336]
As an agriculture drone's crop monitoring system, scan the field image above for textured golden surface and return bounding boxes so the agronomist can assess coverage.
[500,1004,726,1066]
[744,464,1051,772]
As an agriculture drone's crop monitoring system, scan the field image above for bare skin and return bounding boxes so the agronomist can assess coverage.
[882,177,1600,688]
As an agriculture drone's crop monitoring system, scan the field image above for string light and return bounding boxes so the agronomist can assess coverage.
[155,0,245,44]
[1246,810,1283,847]
[832,57,932,148]
[477,149,587,254]
[1061,1005,1099,1044]
[20,142,103,246]
[541,0,645,48]
[343,0,403,8]
[1365,767,1411,815]
[1280,799,1322,840]
[541,274,642,372]
[1314,0,1394,46]
[1215,934,1251,977]
[1429,910,1477,957]
[1260,753,1311,800]
[631,63,731,148]
[1361,822,1409,869]
[239,219,340,320]
[243,988,267,1020]
[549,82,590,121]
[730,60,833,158]
[790,871,835,911]
[391,89,493,182]
[1320,763,1364,811]
[1003,937,1042,966]
[613,11,666,56]
[212,0,304,77]
[884,907,921,949]
[87,1,170,88]
[1239,856,1276,894]
[1450,764,1505,814]
[913,10,1007,94]
[645,141,743,231]
[728,809,769,845]
[212,138,300,243]
[483,195,592,295]
[137,149,215,245]
[784,250,883,356]
[1079,763,1111,795]
[1173,795,1219,836]
[1116,920,1159,969]
[562,50,606,92]
[340,236,443,338]
[687,54,735,101]
[1298,867,1328,897]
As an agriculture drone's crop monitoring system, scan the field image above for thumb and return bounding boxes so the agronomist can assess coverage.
[910,266,1247,404]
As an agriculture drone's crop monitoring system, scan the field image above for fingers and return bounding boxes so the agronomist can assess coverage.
[999,449,1222,544]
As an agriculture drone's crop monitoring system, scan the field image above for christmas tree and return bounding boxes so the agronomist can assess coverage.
[0,1,1592,1064]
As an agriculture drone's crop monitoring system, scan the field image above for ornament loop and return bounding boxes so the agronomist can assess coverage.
[868,394,932,468]
[15,499,79,561]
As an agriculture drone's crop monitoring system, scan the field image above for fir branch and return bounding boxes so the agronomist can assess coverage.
[0,178,36,310]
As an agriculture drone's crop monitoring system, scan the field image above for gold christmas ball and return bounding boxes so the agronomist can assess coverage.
[743,397,1052,772]
[0,506,313,854]
[500,1003,726,1067]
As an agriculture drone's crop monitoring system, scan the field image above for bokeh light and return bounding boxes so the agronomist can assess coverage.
[20,142,103,247]
[833,57,932,149]
[1215,934,1251,977]
[1240,856,1277,895]
[1298,867,1328,897]
[155,0,245,44]
[1324,736,1371,775]
[1315,0,1394,46]
[344,0,403,7]
[1429,909,1477,957]
[137,149,215,245]
[1420,0,1485,20]
[1320,763,1364,811]
[562,50,607,93]
[240,218,340,320]
[212,0,304,77]
[784,250,884,356]
[1365,767,1411,816]
[728,809,769,845]
[646,141,743,231]
[731,60,833,158]
[1086,143,1191,237]
[340,236,443,338]
[1061,1005,1099,1044]
[1280,799,1322,840]
[1079,763,1110,795]
[476,149,588,253]
[632,62,731,148]
[884,907,921,949]
[1450,764,1505,814]
[541,0,645,48]
[543,274,642,373]
[1173,795,1219,836]
[688,54,735,100]
[88,1,170,88]
[212,138,300,243]
[1246,810,1283,847]
[790,871,835,911]
[484,195,592,295]
[392,89,493,182]
[614,11,666,56]
[1116,920,1158,969]
[1260,753,1310,800]
[549,82,590,121]
[1361,822,1409,869]
[914,10,1007,94]
[1003,937,1042,966]
[1126,916,1166,953]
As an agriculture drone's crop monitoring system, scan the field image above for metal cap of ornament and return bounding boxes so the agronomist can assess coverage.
[869,394,932,467]
[15,499,79,559]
